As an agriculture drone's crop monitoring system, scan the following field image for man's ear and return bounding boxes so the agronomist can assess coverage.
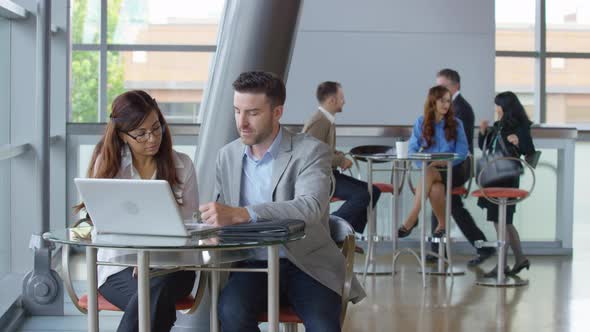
[329,95,337,105]
[273,105,284,121]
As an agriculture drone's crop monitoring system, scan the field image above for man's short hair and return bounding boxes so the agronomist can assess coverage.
[437,68,461,87]
[232,71,286,107]
[316,81,341,103]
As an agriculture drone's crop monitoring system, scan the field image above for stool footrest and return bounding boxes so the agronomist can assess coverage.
[475,240,505,249]
[425,236,457,244]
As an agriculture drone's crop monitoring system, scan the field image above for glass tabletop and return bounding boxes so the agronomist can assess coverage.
[43,226,305,250]
[352,152,463,162]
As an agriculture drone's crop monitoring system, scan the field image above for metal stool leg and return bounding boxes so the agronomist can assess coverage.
[421,161,464,276]
[477,198,528,287]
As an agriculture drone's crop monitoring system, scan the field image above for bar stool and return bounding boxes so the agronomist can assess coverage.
[257,216,356,331]
[471,157,536,287]
[405,157,474,276]
[348,145,397,280]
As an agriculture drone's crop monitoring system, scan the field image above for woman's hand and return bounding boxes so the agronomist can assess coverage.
[507,134,519,147]
[480,120,489,135]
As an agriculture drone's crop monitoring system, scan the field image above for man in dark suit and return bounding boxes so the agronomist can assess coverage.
[431,69,495,266]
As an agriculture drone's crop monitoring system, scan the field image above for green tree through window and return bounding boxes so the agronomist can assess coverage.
[71,0,125,122]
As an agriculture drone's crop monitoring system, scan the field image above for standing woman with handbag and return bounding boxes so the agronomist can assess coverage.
[478,91,536,276]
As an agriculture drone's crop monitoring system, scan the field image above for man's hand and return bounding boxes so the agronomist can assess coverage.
[340,158,353,171]
[507,134,519,147]
[198,202,250,226]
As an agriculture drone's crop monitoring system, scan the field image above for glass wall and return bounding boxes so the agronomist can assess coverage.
[495,0,590,126]
[70,0,224,123]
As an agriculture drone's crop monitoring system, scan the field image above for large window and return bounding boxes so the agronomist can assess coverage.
[70,0,224,123]
[496,0,590,126]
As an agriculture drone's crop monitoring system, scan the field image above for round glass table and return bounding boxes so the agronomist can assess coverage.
[350,152,465,285]
[44,227,304,332]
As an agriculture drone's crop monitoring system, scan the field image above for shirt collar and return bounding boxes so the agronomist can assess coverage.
[318,106,336,124]
[243,126,283,161]
[452,90,460,101]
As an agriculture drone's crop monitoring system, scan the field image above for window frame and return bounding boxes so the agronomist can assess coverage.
[70,0,220,123]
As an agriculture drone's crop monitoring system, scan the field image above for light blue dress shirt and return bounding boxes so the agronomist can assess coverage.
[408,116,469,167]
[240,128,285,260]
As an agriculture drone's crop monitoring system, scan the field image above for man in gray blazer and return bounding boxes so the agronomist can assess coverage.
[199,72,365,332]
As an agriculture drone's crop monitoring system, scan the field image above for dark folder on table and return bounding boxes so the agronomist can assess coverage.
[218,219,305,239]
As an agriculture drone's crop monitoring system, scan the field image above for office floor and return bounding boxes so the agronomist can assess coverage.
[16,220,590,332]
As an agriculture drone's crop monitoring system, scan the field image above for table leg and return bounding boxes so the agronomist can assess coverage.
[362,159,374,283]
[210,260,219,332]
[138,251,150,332]
[268,246,280,332]
[86,247,98,332]
[444,161,453,275]
[420,164,427,287]
[391,161,400,272]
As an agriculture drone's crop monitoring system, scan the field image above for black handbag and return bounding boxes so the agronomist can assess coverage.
[476,131,522,188]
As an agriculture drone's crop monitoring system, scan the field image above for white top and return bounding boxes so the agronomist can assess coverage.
[318,106,336,124]
[95,145,198,287]
[452,90,460,101]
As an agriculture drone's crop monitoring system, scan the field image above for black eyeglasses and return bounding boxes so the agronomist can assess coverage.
[124,124,165,143]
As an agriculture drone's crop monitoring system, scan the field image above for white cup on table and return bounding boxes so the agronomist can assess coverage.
[396,140,409,159]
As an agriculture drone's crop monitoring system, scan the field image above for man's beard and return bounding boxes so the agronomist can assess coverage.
[240,125,273,146]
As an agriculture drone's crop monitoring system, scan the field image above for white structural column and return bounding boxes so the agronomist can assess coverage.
[195,0,303,203]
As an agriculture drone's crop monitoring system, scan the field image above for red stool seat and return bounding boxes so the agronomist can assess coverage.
[257,306,302,324]
[78,293,195,311]
[471,188,529,199]
[451,186,468,195]
[374,182,393,194]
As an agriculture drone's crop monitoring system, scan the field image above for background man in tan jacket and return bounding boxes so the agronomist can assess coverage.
[302,81,381,236]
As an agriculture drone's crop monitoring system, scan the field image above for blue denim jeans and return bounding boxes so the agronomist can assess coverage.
[218,259,341,332]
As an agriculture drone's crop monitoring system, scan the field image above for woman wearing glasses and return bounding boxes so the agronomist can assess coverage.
[75,90,197,331]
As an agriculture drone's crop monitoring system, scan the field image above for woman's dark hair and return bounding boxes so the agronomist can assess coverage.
[494,91,532,130]
[422,85,458,148]
[74,90,179,213]
[232,71,286,108]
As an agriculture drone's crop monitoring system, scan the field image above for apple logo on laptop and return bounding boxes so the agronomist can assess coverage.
[122,200,140,215]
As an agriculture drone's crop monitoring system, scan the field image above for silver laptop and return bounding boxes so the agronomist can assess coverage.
[74,178,217,237]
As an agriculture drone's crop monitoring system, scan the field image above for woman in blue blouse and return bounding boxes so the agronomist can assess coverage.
[398,85,469,238]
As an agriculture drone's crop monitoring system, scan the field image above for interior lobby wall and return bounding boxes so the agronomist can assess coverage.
[284,0,495,125]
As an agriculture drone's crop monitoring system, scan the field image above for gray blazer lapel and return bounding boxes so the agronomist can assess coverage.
[271,129,293,195]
